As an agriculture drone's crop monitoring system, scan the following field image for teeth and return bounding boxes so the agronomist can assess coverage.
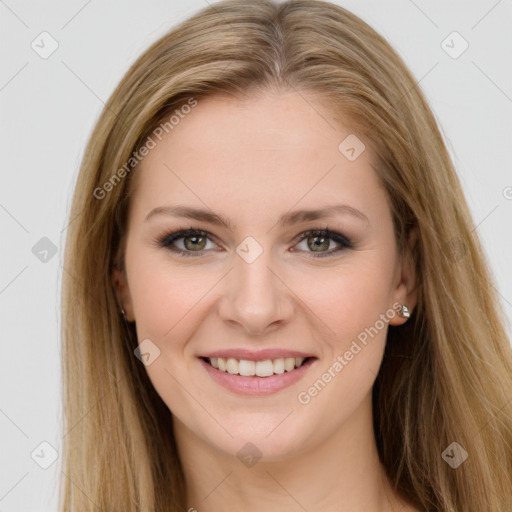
[273,358,285,374]
[285,357,296,372]
[239,359,256,376]
[207,356,307,376]
[226,358,238,375]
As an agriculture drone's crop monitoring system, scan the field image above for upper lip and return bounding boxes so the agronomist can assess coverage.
[199,349,317,362]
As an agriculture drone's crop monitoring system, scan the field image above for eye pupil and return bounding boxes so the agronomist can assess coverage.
[184,235,206,251]
[308,235,329,251]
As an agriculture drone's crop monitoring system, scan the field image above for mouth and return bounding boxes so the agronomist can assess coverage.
[198,355,318,395]
[199,356,315,377]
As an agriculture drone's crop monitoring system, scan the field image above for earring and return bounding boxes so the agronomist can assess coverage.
[120,307,127,321]
[398,304,411,319]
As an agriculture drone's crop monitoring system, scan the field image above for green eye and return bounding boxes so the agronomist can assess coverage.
[292,229,352,258]
[156,228,352,258]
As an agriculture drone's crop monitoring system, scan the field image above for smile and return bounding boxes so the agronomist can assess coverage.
[203,356,310,376]
[198,356,317,395]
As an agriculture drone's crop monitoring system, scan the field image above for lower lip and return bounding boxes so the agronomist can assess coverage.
[198,357,316,396]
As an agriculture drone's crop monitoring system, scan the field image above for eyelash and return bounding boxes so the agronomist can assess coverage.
[153,226,353,259]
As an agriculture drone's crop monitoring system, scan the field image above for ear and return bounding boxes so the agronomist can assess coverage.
[388,225,418,326]
[111,266,135,322]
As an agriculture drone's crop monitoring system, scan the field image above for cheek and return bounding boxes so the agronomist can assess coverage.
[291,259,393,409]
[126,257,215,414]
[292,259,393,349]
[294,268,390,430]
[128,254,213,342]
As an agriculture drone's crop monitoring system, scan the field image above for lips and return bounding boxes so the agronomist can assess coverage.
[198,348,316,362]
[199,355,317,395]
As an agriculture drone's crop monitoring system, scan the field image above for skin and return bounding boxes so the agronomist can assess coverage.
[112,88,419,512]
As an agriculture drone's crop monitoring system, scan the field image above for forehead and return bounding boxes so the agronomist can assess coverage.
[129,90,385,225]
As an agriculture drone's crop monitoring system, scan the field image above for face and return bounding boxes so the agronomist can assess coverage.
[112,89,416,461]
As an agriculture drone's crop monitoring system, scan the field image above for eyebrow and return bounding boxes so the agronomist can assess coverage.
[145,204,369,230]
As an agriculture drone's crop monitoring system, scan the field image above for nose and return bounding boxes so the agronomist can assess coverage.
[217,246,294,336]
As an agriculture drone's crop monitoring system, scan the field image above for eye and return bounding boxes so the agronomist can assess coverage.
[154,227,352,258]
[291,229,352,258]
[155,228,218,257]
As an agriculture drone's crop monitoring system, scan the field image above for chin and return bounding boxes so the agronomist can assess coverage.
[201,419,310,464]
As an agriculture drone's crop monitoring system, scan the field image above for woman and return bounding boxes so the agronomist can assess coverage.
[59,1,512,511]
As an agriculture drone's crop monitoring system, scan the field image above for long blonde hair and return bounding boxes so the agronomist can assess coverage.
[59,1,512,510]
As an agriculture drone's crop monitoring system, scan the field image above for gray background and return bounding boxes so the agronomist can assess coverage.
[1,0,511,510]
